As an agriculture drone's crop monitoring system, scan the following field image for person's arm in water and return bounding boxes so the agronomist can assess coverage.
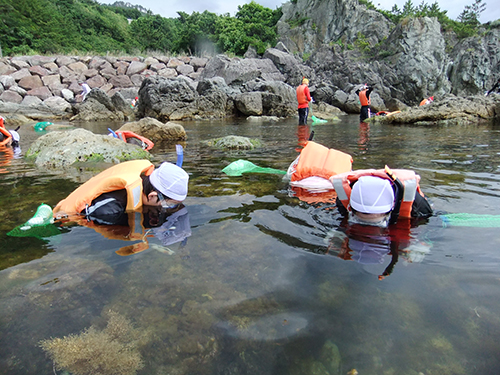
[411,191,433,218]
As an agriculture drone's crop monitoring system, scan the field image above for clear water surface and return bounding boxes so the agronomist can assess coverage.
[1,114,500,375]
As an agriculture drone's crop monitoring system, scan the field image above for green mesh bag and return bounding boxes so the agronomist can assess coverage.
[222,160,286,177]
[440,213,500,228]
[7,203,59,239]
[7,223,61,239]
[311,115,328,124]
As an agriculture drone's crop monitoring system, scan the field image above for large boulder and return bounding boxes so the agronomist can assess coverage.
[262,47,314,86]
[234,92,264,116]
[70,88,132,122]
[136,76,229,121]
[26,128,151,168]
[200,55,285,85]
[117,117,187,145]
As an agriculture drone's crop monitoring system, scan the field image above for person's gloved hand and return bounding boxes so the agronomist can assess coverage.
[311,97,315,102]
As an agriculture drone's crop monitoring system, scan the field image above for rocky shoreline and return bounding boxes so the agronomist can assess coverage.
[1,44,499,126]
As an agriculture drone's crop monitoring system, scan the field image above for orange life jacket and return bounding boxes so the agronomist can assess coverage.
[330,168,425,219]
[296,84,311,108]
[419,98,429,106]
[359,90,370,106]
[115,130,154,151]
[290,141,353,182]
[0,124,12,146]
[53,160,154,217]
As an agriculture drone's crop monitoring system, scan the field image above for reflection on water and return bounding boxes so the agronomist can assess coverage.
[1,115,500,374]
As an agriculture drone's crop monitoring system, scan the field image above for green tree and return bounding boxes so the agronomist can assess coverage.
[458,0,486,27]
[129,15,178,52]
[175,11,219,55]
[215,16,250,55]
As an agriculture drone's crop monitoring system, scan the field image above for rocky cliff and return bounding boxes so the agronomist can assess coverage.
[278,0,500,105]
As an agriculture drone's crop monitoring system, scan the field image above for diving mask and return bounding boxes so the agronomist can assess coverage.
[156,191,179,209]
[348,211,390,228]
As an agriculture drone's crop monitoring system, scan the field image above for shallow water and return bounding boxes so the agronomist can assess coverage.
[1,115,500,374]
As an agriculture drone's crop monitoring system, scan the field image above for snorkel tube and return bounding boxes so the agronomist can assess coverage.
[385,165,404,225]
[176,145,183,167]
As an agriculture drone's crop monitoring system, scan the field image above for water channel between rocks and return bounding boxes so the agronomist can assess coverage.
[1,114,500,375]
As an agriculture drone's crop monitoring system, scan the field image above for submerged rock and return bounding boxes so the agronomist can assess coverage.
[26,128,151,168]
[202,135,262,150]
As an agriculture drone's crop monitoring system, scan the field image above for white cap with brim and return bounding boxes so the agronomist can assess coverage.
[350,176,394,214]
[8,130,20,143]
[149,162,189,201]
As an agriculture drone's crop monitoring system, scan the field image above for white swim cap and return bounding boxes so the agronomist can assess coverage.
[150,162,189,201]
[350,176,394,214]
[9,130,20,143]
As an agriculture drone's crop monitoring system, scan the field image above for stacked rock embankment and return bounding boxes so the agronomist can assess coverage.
[0,55,208,118]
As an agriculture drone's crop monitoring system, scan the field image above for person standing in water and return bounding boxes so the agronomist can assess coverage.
[355,84,373,123]
[296,77,312,125]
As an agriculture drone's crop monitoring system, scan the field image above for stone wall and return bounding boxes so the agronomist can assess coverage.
[0,55,208,112]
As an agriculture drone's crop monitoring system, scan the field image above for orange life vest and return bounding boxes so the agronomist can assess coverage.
[0,124,12,146]
[330,168,425,219]
[359,90,370,106]
[115,130,154,151]
[290,141,353,182]
[296,84,311,108]
[53,160,154,217]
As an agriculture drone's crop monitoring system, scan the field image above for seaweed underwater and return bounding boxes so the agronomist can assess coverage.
[39,311,147,375]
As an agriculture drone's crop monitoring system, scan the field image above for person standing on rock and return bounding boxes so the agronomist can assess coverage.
[355,84,373,123]
[79,81,91,102]
[296,78,312,125]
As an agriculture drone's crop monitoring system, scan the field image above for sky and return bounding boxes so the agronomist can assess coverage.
[100,0,499,24]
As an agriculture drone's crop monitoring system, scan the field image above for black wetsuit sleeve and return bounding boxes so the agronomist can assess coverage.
[336,197,349,217]
[366,87,373,99]
[411,191,433,218]
[81,189,129,225]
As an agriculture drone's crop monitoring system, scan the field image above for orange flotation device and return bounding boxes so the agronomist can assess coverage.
[115,130,154,151]
[290,141,353,183]
[0,123,12,147]
[359,90,371,106]
[286,141,353,203]
[53,160,154,217]
[331,168,425,219]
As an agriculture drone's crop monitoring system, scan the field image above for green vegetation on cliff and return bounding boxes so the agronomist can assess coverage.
[0,0,490,57]
[0,0,281,57]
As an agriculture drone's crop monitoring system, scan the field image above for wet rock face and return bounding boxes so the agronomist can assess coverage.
[278,0,391,54]
[277,0,500,108]
[448,28,500,96]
